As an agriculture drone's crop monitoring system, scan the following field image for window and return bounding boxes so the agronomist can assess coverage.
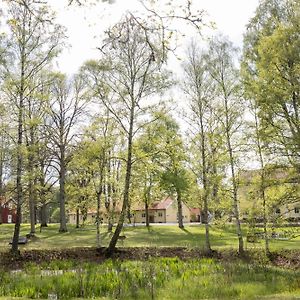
[275,208,281,214]
[158,212,163,217]
[294,207,299,214]
[142,213,146,218]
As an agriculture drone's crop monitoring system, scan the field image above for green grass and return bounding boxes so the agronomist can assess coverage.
[1,223,300,251]
[0,258,299,299]
[1,224,300,299]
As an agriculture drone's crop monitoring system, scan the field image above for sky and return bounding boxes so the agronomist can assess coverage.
[51,0,260,74]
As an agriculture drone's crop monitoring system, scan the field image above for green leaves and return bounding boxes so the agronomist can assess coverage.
[242,0,300,164]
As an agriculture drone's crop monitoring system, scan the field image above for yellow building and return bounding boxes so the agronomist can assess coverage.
[239,168,300,222]
[275,202,300,221]
[132,196,192,224]
[68,197,200,225]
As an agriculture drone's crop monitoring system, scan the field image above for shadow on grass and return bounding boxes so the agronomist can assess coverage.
[180,227,193,236]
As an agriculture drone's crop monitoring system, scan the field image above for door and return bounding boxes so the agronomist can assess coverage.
[149,215,154,223]
[8,215,12,223]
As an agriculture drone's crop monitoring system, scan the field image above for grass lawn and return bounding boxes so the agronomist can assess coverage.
[1,223,300,251]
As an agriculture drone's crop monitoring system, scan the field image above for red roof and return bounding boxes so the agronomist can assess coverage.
[151,197,173,210]
[133,196,174,211]
[190,208,201,215]
[0,197,15,208]
[0,196,6,205]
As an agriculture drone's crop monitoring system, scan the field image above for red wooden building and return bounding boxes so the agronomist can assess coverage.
[0,198,17,224]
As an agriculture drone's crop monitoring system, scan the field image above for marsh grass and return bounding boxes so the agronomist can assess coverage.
[0,258,299,299]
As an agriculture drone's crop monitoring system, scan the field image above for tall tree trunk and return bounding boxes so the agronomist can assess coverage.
[262,180,269,254]
[107,218,113,232]
[76,208,80,228]
[127,204,132,224]
[0,147,3,197]
[28,127,37,236]
[202,173,211,253]
[211,160,220,217]
[59,148,67,232]
[105,159,112,232]
[200,113,212,253]
[177,189,184,229]
[229,150,244,254]
[28,177,36,235]
[0,152,3,224]
[11,39,25,255]
[145,176,153,227]
[11,94,24,255]
[39,162,48,228]
[224,97,244,254]
[107,161,120,232]
[106,107,134,255]
[145,201,150,227]
[254,108,270,255]
[27,155,36,235]
[96,190,102,248]
[40,202,48,227]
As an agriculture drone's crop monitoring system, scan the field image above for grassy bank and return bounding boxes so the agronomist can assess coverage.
[1,223,300,251]
[0,258,299,299]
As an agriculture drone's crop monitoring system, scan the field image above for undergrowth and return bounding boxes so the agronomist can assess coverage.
[0,257,299,299]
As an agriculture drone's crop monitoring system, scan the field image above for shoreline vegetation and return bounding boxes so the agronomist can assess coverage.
[1,246,300,270]
[0,253,299,299]
[1,224,300,299]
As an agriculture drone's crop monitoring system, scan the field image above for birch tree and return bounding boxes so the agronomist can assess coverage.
[83,14,170,254]
[207,36,245,254]
[182,42,219,253]
[3,0,64,255]
[242,0,300,170]
[158,114,189,229]
[46,73,88,232]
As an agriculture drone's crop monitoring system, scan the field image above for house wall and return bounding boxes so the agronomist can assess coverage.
[154,210,166,223]
[133,210,166,223]
[190,213,201,222]
[133,201,191,224]
[165,201,190,223]
[0,207,17,224]
[133,211,144,223]
[276,202,300,220]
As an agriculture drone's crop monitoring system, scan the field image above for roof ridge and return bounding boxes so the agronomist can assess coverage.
[164,195,173,209]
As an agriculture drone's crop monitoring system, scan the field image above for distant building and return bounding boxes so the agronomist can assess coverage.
[0,198,17,224]
[190,208,201,222]
[238,167,300,222]
[132,196,199,224]
[68,197,201,225]
[274,202,300,222]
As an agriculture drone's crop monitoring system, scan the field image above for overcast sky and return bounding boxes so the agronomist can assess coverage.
[51,0,260,74]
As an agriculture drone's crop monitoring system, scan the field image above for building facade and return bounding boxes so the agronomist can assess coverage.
[133,197,192,224]
[0,198,17,224]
